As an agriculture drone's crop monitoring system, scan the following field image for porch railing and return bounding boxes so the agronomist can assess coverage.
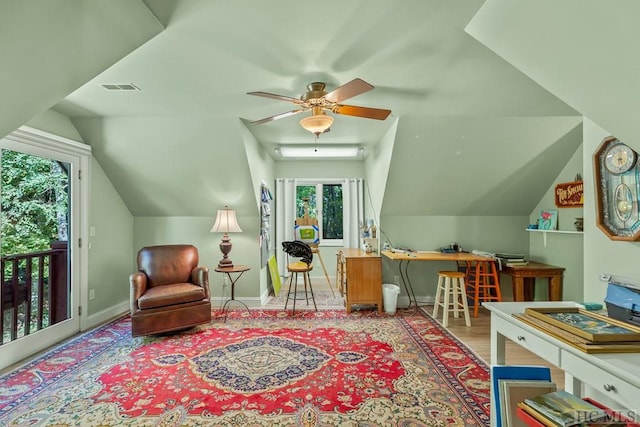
[1,241,68,345]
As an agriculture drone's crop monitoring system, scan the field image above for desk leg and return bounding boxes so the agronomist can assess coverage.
[523,278,535,301]
[548,276,563,301]
[512,277,526,302]
[399,260,419,309]
[564,374,581,396]
[490,319,506,427]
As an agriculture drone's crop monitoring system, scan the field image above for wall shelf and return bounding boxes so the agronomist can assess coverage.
[526,228,583,247]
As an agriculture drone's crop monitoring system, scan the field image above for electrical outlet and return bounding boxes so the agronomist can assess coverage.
[89,289,95,300]
[394,275,400,286]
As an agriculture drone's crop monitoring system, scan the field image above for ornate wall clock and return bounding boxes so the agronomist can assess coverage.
[593,136,640,241]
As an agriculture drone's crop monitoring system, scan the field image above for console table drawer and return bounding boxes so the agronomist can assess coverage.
[499,320,560,365]
[561,351,637,409]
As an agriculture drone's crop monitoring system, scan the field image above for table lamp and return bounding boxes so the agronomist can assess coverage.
[211,206,242,268]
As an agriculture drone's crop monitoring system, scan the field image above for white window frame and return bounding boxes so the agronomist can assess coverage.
[1,126,91,370]
[296,179,344,248]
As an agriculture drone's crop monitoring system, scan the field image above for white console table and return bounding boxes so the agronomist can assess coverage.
[484,301,640,427]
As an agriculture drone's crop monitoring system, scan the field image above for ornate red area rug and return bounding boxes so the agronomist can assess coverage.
[0,309,490,426]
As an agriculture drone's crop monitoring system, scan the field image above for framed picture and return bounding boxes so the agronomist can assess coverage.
[524,307,640,343]
[294,224,319,244]
[538,209,558,230]
[500,379,557,427]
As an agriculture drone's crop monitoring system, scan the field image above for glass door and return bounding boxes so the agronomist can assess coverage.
[1,139,81,368]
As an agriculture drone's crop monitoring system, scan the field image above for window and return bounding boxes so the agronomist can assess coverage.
[296,182,343,243]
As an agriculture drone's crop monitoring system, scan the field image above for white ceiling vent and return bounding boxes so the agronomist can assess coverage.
[100,83,141,91]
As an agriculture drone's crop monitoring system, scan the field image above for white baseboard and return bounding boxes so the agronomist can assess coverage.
[84,300,129,331]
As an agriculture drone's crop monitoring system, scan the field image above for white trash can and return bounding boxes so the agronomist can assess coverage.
[382,283,401,314]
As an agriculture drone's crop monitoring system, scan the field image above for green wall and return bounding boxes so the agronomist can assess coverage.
[529,143,584,303]
[133,216,261,303]
[379,215,529,302]
[87,158,134,314]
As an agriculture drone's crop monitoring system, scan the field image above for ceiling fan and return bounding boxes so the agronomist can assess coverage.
[247,78,392,137]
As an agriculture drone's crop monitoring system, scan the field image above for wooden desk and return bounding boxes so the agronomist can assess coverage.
[339,249,382,313]
[381,250,490,263]
[381,251,498,311]
[500,261,564,302]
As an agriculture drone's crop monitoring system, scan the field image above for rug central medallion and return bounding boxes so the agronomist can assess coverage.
[191,336,330,393]
[94,324,406,417]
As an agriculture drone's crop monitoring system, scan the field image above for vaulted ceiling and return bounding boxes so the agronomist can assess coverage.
[3,1,639,218]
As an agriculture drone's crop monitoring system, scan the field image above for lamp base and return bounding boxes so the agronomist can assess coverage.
[217,258,234,269]
[218,234,234,269]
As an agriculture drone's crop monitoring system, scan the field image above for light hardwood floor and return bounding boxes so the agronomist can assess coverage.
[443,305,565,389]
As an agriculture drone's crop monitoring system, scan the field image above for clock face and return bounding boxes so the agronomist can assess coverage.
[594,136,640,241]
[605,143,637,174]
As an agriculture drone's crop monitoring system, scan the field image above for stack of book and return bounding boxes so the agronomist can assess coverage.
[516,390,612,426]
[495,253,529,267]
[492,365,554,427]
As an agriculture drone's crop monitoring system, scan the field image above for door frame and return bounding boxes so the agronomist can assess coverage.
[1,126,90,370]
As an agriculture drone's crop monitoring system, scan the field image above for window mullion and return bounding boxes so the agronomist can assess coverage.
[316,183,324,240]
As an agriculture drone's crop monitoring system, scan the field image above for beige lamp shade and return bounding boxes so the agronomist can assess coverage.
[211,206,242,268]
[211,207,242,233]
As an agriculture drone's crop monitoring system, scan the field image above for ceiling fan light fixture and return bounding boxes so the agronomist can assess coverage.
[299,112,333,136]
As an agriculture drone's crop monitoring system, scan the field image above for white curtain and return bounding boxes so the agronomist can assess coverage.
[275,177,364,277]
[342,178,364,248]
[275,178,296,277]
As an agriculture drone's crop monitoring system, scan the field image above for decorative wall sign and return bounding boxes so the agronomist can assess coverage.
[554,181,584,208]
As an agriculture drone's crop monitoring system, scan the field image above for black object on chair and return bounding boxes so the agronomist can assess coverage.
[282,241,317,313]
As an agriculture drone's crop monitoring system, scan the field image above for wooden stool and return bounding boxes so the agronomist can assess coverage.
[285,261,317,314]
[465,260,502,317]
[433,271,471,327]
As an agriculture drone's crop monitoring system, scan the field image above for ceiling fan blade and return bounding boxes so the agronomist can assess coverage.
[247,91,306,105]
[332,104,391,120]
[324,78,374,103]
[249,109,306,125]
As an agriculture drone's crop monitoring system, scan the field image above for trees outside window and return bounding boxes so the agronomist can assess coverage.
[1,150,69,257]
[296,183,343,243]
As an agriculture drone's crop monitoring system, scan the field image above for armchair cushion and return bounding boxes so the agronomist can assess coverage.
[137,283,207,310]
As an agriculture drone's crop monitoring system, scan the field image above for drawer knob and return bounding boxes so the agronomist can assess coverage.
[517,335,525,341]
[603,384,615,392]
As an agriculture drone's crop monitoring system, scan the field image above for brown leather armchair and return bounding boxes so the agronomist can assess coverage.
[130,244,211,337]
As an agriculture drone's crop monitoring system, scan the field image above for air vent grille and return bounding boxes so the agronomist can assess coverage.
[100,83,141,91]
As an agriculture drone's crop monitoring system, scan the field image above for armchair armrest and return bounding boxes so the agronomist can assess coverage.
[191,266,210,299]
[130,271,147,313]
